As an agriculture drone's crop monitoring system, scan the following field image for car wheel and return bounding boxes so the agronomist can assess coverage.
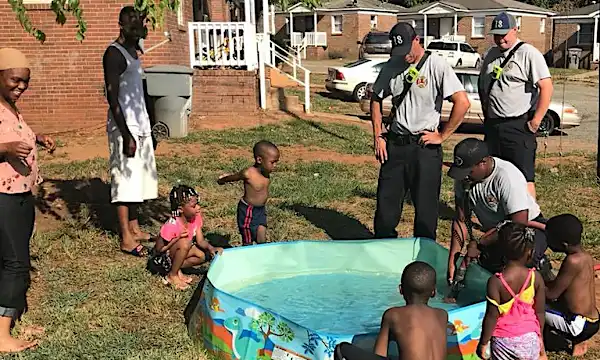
[353,83,368,102]
[475,59,481,69]
[456,59,462,67]
[537,113,556,137]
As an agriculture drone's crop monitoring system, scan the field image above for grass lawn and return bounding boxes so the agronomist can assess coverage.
[4,118,599,359]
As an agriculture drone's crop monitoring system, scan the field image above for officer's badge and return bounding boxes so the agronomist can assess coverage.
[416,76,427,88]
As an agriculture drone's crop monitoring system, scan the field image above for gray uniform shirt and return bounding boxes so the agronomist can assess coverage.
[455,157,541,232]
[372,54,464,135]
[479,41,551,118]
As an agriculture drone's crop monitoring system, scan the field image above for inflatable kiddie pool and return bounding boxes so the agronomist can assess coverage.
[187,239,490,360]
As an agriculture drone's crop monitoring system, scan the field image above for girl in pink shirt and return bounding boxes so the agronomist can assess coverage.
[152,184,222,290]
[477,222,547,360]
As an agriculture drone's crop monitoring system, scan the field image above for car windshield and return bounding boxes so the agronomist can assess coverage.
[343,59,371,68]
[365,34,390,44]
[427,42,444,50]
[458,73,480,93]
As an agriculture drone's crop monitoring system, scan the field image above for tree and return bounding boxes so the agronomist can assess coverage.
[251,312,295,344]
[8,0,179,43]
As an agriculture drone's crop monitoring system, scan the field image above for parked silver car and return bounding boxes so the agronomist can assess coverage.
[358,32,391,59]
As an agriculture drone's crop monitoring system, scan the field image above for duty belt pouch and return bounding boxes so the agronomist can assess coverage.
[386,51,431,128]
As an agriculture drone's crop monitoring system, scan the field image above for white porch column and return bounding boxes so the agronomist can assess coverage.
[313,11,317,32]
[270,5,275,34]
[454,13,458,35]
[244,0,250,23]
[594,15,599,62]
[423,14,428,48]
[290,12,294,35]
[262,0,268,35]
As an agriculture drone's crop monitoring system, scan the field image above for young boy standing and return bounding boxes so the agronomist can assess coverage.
[334,261,448,360]
[544,214,599,357]
[218,140,279,246]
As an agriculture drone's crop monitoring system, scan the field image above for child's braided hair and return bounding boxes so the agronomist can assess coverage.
[497,221,536,261]
[169,184,198,217]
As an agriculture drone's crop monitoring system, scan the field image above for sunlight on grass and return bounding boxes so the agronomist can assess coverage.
[19,119,600,360]
[174,118,372,155]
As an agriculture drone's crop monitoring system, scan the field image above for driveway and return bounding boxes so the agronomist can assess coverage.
[550,82,598,147]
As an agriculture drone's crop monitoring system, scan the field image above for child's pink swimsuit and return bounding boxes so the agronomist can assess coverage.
[159,214,203,242]
[487,268,541,360]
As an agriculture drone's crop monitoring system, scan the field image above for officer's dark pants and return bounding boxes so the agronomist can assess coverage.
[0,192,34,319]
[484,112,537,182]
[374,133,442,241]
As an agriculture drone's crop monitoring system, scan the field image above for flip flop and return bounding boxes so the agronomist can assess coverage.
[121,244,148,258]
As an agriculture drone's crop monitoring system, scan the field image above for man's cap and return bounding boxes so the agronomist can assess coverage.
[489,12,517,35]
[389,22,417,57]
[447,138,490,180]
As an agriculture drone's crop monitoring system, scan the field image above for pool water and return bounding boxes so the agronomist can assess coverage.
[232,272,460,334]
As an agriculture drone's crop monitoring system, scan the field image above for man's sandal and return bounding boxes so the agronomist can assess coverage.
[121,244,148,258]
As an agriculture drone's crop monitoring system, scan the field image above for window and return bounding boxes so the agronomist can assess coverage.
[578,23,594,44]
[460,43,471,53]
[472,16,485,38]
[332,15,343,34]
[443,42,458,51]
[373,63,385,72]
[461,74,479,94]
[516,16,522,32]
[177,0,185,26]
[413,19,425,38]
[427,41,444,50]
[540,18,545,34]
[370,15,378,30]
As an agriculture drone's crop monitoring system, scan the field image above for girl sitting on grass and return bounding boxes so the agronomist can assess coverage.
[153,184,222,290]
[477,222,547,360]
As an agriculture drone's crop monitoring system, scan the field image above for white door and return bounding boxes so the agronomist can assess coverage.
[440,18,453,38]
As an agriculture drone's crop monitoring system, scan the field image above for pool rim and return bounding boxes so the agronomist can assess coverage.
[205,238,488,339]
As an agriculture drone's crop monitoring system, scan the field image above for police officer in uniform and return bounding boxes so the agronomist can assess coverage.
[479,12,553,199]
[371,22,470,241]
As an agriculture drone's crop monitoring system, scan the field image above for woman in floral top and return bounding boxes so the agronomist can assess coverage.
[0,48,55,353]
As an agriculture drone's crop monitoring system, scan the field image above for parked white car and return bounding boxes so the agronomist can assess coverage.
[325,58,388,101]
[359,68,581,135]
[427,40,481,68]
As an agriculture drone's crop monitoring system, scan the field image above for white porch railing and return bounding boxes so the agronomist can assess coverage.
[258,34,311,113]
[290,31,328,47]
[188,22,258,69]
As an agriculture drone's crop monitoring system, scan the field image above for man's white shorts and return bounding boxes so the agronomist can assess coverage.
[108,131,158,203]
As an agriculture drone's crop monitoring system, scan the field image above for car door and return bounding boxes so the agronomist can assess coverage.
[463,73,483,124]
[444,42,458,66]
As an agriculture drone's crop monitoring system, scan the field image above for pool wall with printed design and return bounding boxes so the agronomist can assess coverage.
[187,239,490,360]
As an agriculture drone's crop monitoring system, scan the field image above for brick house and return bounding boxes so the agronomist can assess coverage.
[551,3,599,69]
[397,0,555,56]
[0,0,201,133]
[273,0,404,60]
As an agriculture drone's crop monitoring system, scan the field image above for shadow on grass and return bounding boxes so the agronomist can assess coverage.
[283,203,373,240]
[184,275,207,328]
[34,177,170,235]
[352,188,457,221]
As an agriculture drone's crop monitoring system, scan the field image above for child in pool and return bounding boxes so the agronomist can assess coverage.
[477,222,547,360]
[544,214,599,357]
[155,184,223,290]
[334,261,448,360]
[217,140,279,246]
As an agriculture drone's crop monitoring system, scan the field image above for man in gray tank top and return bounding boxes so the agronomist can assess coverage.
[479,12,553,200]
[370,22,470,241]
[103,6,158,257]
